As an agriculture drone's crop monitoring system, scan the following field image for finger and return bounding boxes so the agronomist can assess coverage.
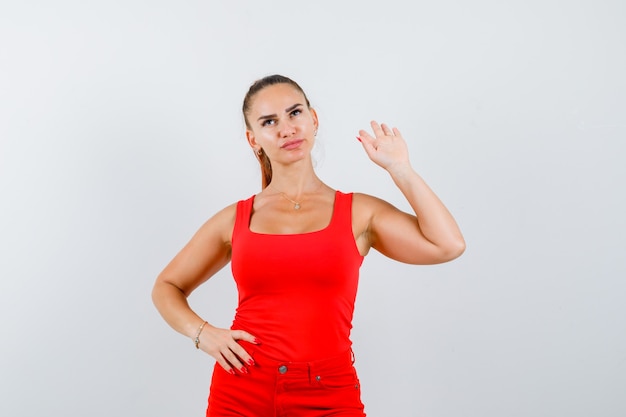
[358,129,375,143]
[229,330,260,366]
[228,341,256,368]
[230,330,258,367]
[380,123,394,136]
[358,129,378,154]
[221,347,248,374]
[216,356,237,376]
[231,329,260,345]
[392,127,402,137]
[370,120,385,138]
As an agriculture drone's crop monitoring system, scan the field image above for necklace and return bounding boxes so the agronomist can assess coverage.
[268,182,323,210]
[278,192,301,210]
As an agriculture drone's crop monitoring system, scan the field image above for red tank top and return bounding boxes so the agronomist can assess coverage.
[230,191,364,361]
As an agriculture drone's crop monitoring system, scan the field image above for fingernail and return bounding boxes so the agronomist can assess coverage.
[254,338,261,345]
[247,359,255,366]
[356,136,362,142]
[240,367,248,374]
[228,369,236,376]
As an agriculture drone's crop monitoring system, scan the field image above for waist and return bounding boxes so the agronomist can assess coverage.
[242,342,355,376]
[232,308,354,360]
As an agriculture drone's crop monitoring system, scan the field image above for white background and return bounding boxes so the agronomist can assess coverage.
[1,1,625,416]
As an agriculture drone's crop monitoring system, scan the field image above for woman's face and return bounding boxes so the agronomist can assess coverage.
[245,83,318,166]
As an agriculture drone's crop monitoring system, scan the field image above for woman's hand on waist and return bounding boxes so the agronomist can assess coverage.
[199,324,259,375]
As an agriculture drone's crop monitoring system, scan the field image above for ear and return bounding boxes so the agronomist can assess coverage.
[310,107,319,131]
[245,129,259,151]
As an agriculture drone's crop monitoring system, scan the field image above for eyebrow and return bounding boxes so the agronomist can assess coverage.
[257,103,303,122]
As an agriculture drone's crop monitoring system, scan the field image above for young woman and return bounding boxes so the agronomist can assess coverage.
[152,74,465,416]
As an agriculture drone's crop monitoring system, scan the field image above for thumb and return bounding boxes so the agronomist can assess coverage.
[231,329,260,345]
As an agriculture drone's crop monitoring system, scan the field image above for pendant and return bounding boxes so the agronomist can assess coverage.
[294,203,301,210]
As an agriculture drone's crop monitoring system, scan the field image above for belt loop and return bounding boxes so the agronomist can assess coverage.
[307,362,313,384]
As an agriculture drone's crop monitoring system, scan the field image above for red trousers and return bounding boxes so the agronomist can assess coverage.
[206,345,366,417]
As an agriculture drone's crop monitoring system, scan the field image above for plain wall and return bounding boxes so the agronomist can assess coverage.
[1,1,625,416]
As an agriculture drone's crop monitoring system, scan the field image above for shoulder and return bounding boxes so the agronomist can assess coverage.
[195,199,245,245]
[351,191,414,233]
[346,192,398,255]
[350,192,396,233]
[211,194,255,223]
[211,201,239,223]
[351,192,395,215]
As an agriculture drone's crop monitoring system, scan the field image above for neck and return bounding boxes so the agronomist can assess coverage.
[267,161,321,198]
[268,177,323,199]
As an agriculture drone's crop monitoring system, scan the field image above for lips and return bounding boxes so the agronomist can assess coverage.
[281,139,304,150]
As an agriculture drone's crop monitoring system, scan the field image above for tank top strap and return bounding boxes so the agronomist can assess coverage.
[232,195,255,243]
[331,191,353,231]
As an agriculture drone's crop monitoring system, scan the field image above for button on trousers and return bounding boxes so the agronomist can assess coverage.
[206,346,366,417]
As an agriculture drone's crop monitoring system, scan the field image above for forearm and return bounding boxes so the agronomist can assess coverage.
[152,280,206,339]
[388,162,465,254]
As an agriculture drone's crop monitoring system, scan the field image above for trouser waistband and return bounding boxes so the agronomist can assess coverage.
[250,348,355,379]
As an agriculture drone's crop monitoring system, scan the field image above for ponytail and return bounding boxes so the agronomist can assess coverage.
[256,149,273,189]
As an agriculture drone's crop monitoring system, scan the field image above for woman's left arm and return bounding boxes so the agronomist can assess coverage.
[357,121,465,265]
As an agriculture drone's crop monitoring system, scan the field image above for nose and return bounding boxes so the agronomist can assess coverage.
[278,120,296,138]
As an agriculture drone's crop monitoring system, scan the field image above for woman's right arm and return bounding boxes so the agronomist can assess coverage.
[151,203,258,374]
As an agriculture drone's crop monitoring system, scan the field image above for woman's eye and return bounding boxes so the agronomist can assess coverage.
[291,109,301,117]
[262,119,275,127]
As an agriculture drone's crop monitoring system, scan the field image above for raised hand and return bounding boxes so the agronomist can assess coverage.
[358,120,411,172]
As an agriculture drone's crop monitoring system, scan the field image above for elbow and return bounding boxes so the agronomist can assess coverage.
[445,238,466,261]
[151,283,160,307]
[428,237,465,264]
[152,275,190,308]
[454,240,466,259]
[151,275,177,310]
[402,238,466,265]
[151,280,164,310]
